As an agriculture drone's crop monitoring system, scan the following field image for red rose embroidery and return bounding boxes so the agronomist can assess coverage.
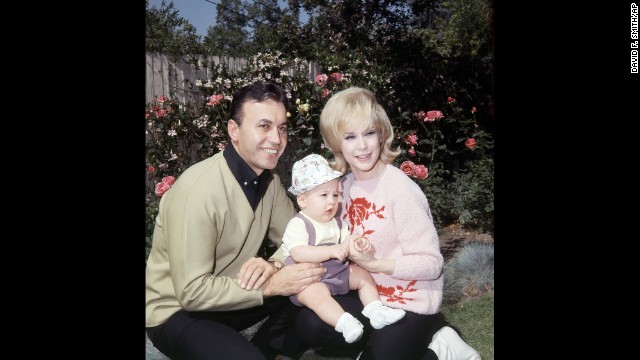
[343,197,385,236]
[377,280,418,304]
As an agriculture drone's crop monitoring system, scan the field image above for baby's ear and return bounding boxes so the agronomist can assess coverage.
[296,194,306,207]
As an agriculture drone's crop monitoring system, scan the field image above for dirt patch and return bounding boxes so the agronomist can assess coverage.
[439,224,493,261]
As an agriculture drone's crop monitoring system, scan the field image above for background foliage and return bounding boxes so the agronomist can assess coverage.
[145,0,494,259]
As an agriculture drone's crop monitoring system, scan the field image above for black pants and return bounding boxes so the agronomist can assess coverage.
[294,291,444,360]
[147,291,444,360]
[146,296,297,360]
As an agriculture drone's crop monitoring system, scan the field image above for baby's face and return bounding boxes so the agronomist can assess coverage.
[298,179,340,223]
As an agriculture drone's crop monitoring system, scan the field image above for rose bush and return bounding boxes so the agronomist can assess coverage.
[145,51,494,260]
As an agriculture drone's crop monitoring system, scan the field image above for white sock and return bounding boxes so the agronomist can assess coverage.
[362,300,406,329]
[335,312,364,343]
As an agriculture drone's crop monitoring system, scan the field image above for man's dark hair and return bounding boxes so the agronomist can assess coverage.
[229,82,290,125]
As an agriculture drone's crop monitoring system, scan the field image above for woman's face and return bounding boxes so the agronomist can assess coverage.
[340,121,381,180]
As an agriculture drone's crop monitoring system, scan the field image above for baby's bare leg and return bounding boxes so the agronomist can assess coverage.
[348,263,380,306]
[297,282,346,327]
[298,281,365,343]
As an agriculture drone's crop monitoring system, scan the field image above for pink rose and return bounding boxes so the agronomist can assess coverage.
[413,165,429,180]
[322,88,331,98]
[207,94,224,106]
[315,74,328,86]
[465,138,477,149]
[408,147,416,156]
[405,134,418,145]
[155,181,171,197]
[400,161,415,176]
[147,165,155,173]
[330,72,343,82]
[425,110,443,122]
[447,96,456,103]
[162,176,176,185]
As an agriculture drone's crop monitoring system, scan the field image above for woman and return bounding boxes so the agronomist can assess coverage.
[296,86,481,360]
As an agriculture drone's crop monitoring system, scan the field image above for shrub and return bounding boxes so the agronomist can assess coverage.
[145,51,494,262]
[443,242,494,305]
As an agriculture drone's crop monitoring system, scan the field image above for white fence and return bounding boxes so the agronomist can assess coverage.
[145,53,321,104]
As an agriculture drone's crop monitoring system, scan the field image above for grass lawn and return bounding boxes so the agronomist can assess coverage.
[441,291,494,360]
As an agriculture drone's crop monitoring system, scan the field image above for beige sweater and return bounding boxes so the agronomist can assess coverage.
[145,151,296,327]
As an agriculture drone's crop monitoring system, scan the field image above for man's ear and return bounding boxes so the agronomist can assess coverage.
[228,119,239,143]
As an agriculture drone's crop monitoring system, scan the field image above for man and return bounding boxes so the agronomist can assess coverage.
[145,82,326,359]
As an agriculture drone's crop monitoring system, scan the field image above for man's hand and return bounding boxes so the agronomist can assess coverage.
[262,262,326,297]
[236,257,278,290]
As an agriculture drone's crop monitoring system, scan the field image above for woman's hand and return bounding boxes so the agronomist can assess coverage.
[345,234,376,265]
[353,236,375,254]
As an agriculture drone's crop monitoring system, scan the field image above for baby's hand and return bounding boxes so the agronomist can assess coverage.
[329,244,349,262]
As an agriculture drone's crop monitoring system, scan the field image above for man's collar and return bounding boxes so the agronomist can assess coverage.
[223,143,271,184]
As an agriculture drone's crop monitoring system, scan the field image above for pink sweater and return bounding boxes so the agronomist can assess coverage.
[340,164,443,315]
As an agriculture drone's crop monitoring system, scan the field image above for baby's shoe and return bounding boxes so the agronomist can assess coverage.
[335,312,364,343]
[362,300,406,329]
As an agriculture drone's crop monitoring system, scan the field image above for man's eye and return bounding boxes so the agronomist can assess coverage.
[278,125,288,132]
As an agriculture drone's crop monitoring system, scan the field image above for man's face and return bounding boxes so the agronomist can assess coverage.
[228,99,288,175]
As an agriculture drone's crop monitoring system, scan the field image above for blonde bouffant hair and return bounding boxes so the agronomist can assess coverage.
[319,87,401,173]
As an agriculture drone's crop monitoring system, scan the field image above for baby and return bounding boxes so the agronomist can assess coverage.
[282,154,405,343]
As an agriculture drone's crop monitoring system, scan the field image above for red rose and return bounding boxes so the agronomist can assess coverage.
[400,161,416,176]
[408,147,416,156]
[413,165,429,180]
[465,138,477,149]
[155,182,171,197]
[147,166,155,173]
[447,96,456,103]
[162,176,176,185]
[330,72,343,82]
